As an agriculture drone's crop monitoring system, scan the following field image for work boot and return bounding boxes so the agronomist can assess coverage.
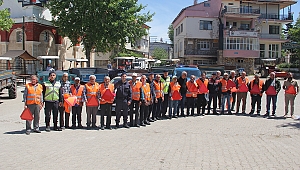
[45,126,50,132]
[249,111,254,115]
[25,130,31,135]
[123,123,130,128]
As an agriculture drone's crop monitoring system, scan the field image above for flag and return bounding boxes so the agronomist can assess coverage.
[266,86,276,95]
[226,80,236,88]
[20,108,33,120]
[199,84,208,93]
[250,84,260,94]
[64,96,77,106]
[102,89,115,101]
[286,85,296,94]
[231,87,237,93]
[87,96,99,106]
[172,90,182,100]
[239,84,248,92]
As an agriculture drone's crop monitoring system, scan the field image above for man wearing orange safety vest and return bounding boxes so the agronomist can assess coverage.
[168,76,181,119]
[263,72,281,117]
[153,74,164,120]
[236,71,249,114]
[219,73,232,115]
[248,74,264,115]
[129,73,144,127]
[59,72,72,129]
[186,75,198,116]
[283,72,299,118]
[70,77,86,129]
[196,72,208,116]
[140,75,151,126]
[84,75,100,129]
[99,76,115,130]
[23,75,43,135]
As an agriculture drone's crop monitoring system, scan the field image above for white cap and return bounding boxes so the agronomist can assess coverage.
[132,73,138,77]
[172,76,177,79]
[224,73,229,76]
[75,77,80,80]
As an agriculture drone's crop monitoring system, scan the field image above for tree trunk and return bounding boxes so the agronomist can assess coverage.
[86,48,91,67]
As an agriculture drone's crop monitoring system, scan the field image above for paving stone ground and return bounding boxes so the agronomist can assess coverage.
[0,78,299,170]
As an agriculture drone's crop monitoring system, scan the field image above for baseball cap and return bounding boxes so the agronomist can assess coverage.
[163,70,168,72]
[224,73,228,76]
[132,73,138,77]
[75,77,80,80]
[148,72,154,75]
[172,76,177,79]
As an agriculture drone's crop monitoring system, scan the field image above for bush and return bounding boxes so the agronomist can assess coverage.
[277,63,299,68]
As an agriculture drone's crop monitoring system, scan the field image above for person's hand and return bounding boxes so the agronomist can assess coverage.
[139,101,142,106]
[128,101,131,105]
[162,97,164,102]
[24,105,27,109]
[39,104,43,110]
[59,102,63,107]
[101,98,105,101]
[170,97,173,101]
[155,98,158,103]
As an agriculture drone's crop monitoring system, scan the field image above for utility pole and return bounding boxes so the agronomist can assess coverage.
[22,16,25,50]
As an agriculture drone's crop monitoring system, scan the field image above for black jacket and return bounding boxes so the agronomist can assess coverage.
[208,78,221,94]
[263,78,281,94]
[177,76,187,94]
[115,80,132,102]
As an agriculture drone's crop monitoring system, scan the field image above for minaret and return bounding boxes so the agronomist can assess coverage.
[194,0,198,5]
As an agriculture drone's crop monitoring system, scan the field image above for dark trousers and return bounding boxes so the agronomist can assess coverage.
[266,95,277,114]
[217,92,222,108]
[148,103,153,119]
[153,98,162,118]
[140,103,149,123]
[186,97,196,115]
[161,94,169,116]
[115,100,129,124]
[251,95,261,113]
[197,94,207,115]
[208,93,217,114]
[100,103,112,127]
[45,102,59,127]
[231,92,236,111]
[177,93,186,116]
[72,106,82,126]
[59,106,70,128]
[129,100,140,125]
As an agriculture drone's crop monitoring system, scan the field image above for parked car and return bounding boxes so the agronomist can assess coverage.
[37,70,77,84]
[173,65,201,80]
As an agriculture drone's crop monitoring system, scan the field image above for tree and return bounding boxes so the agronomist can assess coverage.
[152,47,168,60]
[47,0,153,66]
[288,16,300,68]
[0,0,14,31]
[167,24,174,46]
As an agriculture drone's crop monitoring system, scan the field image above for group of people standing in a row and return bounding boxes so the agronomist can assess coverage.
[23,69,298,135]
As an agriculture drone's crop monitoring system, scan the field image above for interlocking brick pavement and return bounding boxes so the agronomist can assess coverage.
[0,78,299,170]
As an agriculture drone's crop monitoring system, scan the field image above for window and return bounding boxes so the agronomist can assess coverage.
[240,24,250,30]
[268,44,279,58]
[44,31,49,42]
[200,20,212,30]
[269,25,279,34]
[228,3,234,5]
[179,41,182,51]
[233,22,237,27]
[226,22,229,27]
[237,59,244,63]
[16,30,23,42]
[181,24,183,33]
[224,37,259,50]
[197,41,210,50]
[204,3,210,7]
[260,44,265,58]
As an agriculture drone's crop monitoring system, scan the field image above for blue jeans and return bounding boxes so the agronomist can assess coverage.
[266,95,277,114]
[221,94,231,112]
[177,94,186,115]
[169,100,179,117]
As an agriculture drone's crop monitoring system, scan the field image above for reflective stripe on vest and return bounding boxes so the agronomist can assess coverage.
[26,83,43,105]
[71,85,84,103]
[154,81,163,98]
[44,81,60,102]
[129,81,142,101]
[220,79,228,92]
[161,76,170,94]
[141,83,151,102]
[170,82,181,95]
[85,83,99,99]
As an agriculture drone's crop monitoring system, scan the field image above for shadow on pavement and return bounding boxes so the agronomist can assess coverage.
[4,129,26,135]
[277,121,300,129]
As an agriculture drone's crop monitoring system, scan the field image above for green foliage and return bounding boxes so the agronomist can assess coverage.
[47,0,153,66]
[0,0,14,31]
[152,47,168,60]
[287,16,300,68]
[168,24,174,45]
[277,62,299,68]
[116,50,143,58]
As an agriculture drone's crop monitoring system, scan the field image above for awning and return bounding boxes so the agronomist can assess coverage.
[37,56,59,59]
[0,57,12,60]
[65,58,88,62]
[0,50,38,60]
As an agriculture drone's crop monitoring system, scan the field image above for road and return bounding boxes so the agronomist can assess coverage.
[0,78,299,170]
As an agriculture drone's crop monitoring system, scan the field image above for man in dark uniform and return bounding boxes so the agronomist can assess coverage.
[216,71,222,109]
[160,70,171,119]
[115,73,132,128]
[177,71,187,117]
[207,72,221,115]
[229,70,237,111]
[146,72,156,122]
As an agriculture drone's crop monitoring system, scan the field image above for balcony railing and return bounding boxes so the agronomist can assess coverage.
[259,14,293,20]
[223,7,260,15]
[260,33,281,39]
[184,49,217,56]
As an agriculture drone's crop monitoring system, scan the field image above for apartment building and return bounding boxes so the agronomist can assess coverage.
[173,0,296,73]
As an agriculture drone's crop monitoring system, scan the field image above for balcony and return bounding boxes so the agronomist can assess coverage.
[223,50,259,58]
[224,29,258,38]
[260,33,281,39]
[259,14,293,21]
[222,7,260,18]
[184,49,217,56]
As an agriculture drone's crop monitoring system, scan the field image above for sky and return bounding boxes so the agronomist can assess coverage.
[138,0,300,44]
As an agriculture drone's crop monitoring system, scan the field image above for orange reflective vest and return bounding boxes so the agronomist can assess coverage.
[99,83,114,104]
[170,82,181,96]
[141,83,151,102]
[25,83,43,105]
[85,82,99,106]
[129,80,142,101]
[186,81,198,97]
[153,80,164,98]
[71,85,84,104]
[196,78,208,94]
[237,77,249,92]
[286,85,297,94]
[250,80,263,95]
[220,79,229,92]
